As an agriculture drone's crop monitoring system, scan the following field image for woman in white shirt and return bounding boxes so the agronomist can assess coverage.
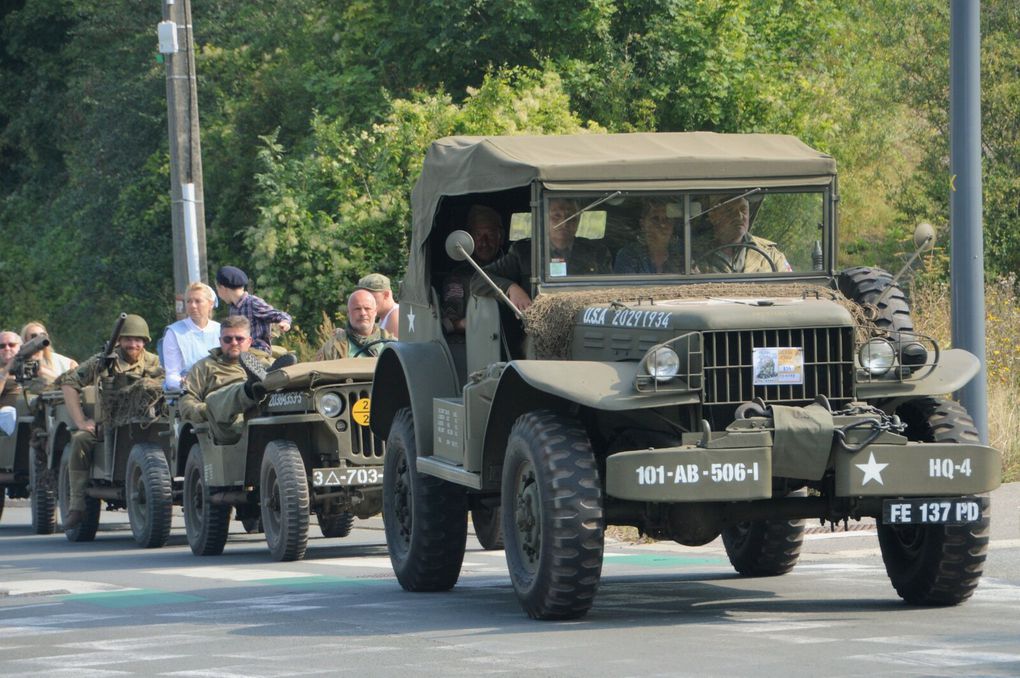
[162,282,221,390]
[19,321,79,384]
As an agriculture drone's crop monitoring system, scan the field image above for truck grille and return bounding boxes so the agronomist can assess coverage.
[344,388,384,460]
[703,327,854,412]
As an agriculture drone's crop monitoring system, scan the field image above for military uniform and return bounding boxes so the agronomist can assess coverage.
[470,238,612,298]
[699,234,791,274]
[179,347,271,444]
[315,323,393,360]
[55,347,163,512]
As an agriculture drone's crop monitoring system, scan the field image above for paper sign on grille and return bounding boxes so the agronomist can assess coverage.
[752,347,804,386]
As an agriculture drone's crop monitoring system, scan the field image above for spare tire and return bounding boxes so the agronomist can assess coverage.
[837,266,913,334]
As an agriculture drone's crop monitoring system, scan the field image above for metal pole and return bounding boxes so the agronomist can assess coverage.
[161,0,208,317]
[949,0,988,443]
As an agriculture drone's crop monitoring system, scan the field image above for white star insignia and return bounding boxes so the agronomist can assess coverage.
[406,308,415,334]
[855,452,889,486]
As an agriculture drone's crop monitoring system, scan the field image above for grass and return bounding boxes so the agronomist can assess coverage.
[911,275,1020,482]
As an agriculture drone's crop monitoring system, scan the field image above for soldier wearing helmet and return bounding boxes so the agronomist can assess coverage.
[56,314,163,531]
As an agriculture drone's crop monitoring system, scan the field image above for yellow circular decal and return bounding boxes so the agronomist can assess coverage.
[351,397,371,427]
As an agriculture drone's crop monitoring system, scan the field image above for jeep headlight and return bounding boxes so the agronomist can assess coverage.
[644,347,681,380]
[859,338,896,376]
[317,392,344,418]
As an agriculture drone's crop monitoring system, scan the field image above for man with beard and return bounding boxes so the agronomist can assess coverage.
[441,205,505,334]
[316,289,394,360]
[57,314,163,530]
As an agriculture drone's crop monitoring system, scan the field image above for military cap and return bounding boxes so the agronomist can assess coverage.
[356,273,391,292]
[121,314,151,342]
[216,265,249,288]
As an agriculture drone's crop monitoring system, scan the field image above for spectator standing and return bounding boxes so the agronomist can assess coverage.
[357,273,399,338]
[215,265,292,353]
[162,282,221,390]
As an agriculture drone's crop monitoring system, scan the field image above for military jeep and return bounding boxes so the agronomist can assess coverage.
[0,395,35,526]
[372,133,1002,620]
[172,358,385,561]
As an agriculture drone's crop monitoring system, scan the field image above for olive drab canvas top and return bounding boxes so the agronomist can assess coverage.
[405,132,837,307]
[55,348,163,393]
[179,347,270,423]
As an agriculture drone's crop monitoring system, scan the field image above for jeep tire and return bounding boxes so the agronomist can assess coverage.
[184,444,232,556]
[30,448,56,534]
[501,410,604,620]
[319,511,355,538]
[878,397,989,605]
[58,446,100,542]
[125,443,173,548]
[383,407,467,591]
[260,439,310,562]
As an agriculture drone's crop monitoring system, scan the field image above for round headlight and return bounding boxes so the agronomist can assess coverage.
[859,338,896,375]
[318,392,344,418]
[645,347,681,380]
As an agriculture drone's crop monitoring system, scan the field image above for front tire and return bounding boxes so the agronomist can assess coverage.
[260,440,310,562]
[501,410,604,620]
[722,488,806,576]
[58,447,100,542]
[125,443,173,548]
[383,407,467,591]
[30,449,56,534]
[183,444,232,556]
[878,397,990,605]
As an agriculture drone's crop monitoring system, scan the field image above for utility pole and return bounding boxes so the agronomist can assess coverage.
[158,0,208,318]
[949,0,988,443]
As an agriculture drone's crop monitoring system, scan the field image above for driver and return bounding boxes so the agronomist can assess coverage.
[699,195,791,273]
[316,289,394,359]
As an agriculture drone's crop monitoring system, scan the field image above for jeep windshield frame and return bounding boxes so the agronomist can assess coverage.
[529,184,835,290]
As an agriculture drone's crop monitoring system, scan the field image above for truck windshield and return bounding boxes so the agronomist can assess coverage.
[539,190,826,280]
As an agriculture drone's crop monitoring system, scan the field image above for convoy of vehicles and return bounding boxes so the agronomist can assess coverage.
[1,132,1004,623]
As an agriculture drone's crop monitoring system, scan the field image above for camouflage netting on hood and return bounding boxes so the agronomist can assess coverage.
[100,377,166,428]
[523,283,874,359]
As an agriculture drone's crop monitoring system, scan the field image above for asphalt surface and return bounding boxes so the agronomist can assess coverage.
[1,483,1018,677]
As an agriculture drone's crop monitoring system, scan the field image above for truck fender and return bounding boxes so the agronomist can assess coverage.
[856,348,980,402]
[371,341,459,455]
[479,361,701,486]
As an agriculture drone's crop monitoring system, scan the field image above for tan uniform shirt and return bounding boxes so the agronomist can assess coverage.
[179,347,269,423]
[316,324,393,360]
[55,349,163,393]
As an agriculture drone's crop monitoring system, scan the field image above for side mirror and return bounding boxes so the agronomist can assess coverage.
[445,230,475,262]
[914,222,935,252]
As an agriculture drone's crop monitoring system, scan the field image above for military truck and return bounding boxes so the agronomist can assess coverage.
[372,133,1001,620]
[173,358,385,561]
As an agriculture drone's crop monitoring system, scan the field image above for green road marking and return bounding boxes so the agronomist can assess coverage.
[608,554,728,568]
[63,589,204,608]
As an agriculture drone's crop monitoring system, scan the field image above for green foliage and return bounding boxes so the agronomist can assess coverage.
[247,68,597,327]
[1,0,1018,359]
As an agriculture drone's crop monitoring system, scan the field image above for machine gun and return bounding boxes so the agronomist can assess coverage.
[100,313,128,376]
[8,333,51,384]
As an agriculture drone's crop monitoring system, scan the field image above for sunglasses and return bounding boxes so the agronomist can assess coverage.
[0,342,20,348]
[220,335,248,344]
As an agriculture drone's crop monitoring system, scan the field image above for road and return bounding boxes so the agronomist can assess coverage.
[2,484,1019,677]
